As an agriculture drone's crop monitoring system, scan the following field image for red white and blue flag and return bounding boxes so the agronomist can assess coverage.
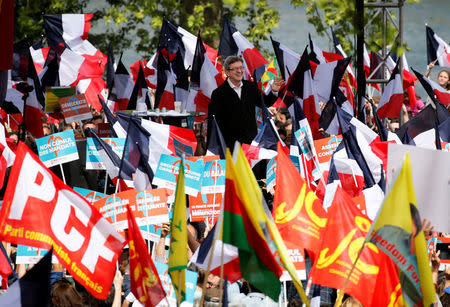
[377,62,404,118]
[426,25,450,68]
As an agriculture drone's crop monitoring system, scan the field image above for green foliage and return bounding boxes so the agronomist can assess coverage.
[290,0,419,59]
[101,0,279,58]
[14,0,88,44]
[14,0,279,60]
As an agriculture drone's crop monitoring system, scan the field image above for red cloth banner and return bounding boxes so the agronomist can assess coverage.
[127,205,166,307]
[0,142,126,299]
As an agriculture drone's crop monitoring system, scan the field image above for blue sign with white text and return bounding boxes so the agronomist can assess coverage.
[36,130,79,167]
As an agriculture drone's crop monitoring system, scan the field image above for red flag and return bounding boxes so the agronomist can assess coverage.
[309,186,384,306]
[272,142,327,260]
[0,244,12,289]
[369,252,405,306]
[126,204,166,307]
[0,142,126,299]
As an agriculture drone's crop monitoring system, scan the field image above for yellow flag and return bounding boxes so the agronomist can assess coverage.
[368,153,436,306]
[169,159,187,305]
[233,146,310,307]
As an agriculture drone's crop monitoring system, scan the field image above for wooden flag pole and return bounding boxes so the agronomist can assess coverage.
[199,233,219,306]
[177,272,182,306]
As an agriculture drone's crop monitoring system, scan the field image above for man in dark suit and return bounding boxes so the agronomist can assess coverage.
[207,56,283,151]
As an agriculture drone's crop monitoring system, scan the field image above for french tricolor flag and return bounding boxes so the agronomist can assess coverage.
[43,14,107,110]
[219,17,268,80]
[185,32,222,117]
[270,37,300,81]
[426,25,450,68]
[286,47,321,139]
[331,27,356,89]
[376,63,404,118]
[107,57,134,111]
[412,68,450,106]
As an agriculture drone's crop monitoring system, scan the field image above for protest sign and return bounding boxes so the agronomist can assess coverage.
[189,192,223,224]
[314,135,342,165]
[279,240,306,281]
[59,94,92,123]
[200,159,225,194]
[97,123,111,137]
[16,245,58,264]
[387,144,450,233]
[45,86,76,113]
[255,106,264,133]
[0,143,126,299]
[93,188,169,231]
[154,261,198,307]
[73,187,107,203]
[266,157,277,191]
[266,155,302,192]
[36,130,79,167]
[86,138,126,170]
[173,138,194,157]
[153,155,203,196]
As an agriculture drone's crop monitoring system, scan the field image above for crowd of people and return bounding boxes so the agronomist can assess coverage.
[0,46,449,306]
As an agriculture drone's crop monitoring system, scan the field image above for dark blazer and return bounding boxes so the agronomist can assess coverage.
[208,79,277,151]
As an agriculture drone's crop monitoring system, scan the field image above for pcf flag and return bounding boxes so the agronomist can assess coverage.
[0,142,126,299]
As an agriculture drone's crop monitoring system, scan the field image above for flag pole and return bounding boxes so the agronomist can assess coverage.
[199,231,219,306]
[177,272,182,306]
[59,164,66,184]
[103,172,109,195]
[218,229,225,306]
[143,190,152,255]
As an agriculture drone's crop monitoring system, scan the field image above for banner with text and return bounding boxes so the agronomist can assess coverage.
[36,130,79,167]
[0,143,126,299]
[59,94,92,123]
[93,188,170,231]
[153,155,203,196]
[73,187,107,203]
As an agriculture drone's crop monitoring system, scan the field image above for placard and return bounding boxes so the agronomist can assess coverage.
[73,187,107,203]
[97,123,111,137]
[387,144,450,233]
[154,261,198,307]
[45,86,76,113]
[86,138,126,170]
[313,135,342,164]
[36,130,79,167]
[93,188,169,231]
[200,159,225,194]
[279,240,306,281]
[153,155,204,196]
[16,245,58,264]
[59,94,92,123]
[189,192,222,224]
[266,155,302,192]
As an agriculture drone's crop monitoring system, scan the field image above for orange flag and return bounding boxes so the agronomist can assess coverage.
[272,142,327,260]
[126,204,166,307]
[308,186,388,306]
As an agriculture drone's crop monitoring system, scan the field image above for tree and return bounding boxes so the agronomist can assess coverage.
[14,0,279,59]
[14,0,88,44]
[100,0,279,57]
[290,0,419,57]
